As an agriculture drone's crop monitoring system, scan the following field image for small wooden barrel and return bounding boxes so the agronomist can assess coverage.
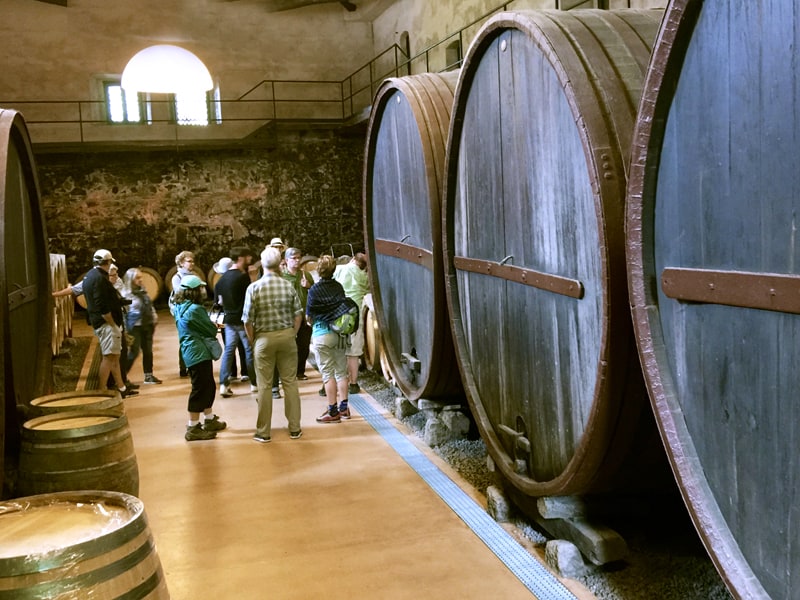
[364,71,463,402]
[138,266,164,303]
[301,255,318,281]
[626,2,800,598]
[17,410,139,497]
[50,253,72,356]
[443,10,664,497]
[164,265,207,297]
[0,490,169,598]
[361,293,382,374]
[28,389,124,418]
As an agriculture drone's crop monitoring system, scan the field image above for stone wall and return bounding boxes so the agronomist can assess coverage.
[38,129,366,298]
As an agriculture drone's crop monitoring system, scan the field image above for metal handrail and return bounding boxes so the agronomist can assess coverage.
[0,0,622,145]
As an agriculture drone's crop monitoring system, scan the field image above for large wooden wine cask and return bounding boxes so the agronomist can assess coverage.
[364,71,463,402]
[0,490,169,598]
[443,10,665,498]
[1,108,53,498]
[626,2,800,598]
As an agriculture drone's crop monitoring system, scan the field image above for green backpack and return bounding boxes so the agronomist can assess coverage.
[330,297,359,335]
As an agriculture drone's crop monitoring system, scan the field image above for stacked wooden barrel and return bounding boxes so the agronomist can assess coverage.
[50,253,72,356]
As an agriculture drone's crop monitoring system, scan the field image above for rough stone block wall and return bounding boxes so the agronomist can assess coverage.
[38,129,365,300]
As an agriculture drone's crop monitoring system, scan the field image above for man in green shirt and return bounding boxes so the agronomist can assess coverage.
[333,252,369,393]
[282,247,314,379]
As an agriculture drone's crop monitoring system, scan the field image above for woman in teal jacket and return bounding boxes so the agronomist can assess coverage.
[173,275,227,441]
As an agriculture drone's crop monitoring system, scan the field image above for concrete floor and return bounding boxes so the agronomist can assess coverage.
[74,312,591,599]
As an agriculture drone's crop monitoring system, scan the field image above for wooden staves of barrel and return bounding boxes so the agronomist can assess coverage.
[50,253,72,356]
[364,71,464,402]
[626,2,800,598]
[17,410,139,498]
[0,490,169,598]
[360,293,383,375]
[1,108,53,498]
[443,10,666,499]
[138,266,164,304]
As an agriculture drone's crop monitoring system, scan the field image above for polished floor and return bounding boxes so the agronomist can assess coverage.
[73,312,592,599]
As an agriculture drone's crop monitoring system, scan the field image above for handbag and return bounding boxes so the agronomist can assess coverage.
[203,336,223,360]
[208,303,225,329]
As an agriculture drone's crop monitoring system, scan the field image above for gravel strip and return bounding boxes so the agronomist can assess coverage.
[358,370,732,599]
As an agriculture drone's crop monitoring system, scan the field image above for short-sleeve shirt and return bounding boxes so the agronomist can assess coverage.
[242,272,302,333]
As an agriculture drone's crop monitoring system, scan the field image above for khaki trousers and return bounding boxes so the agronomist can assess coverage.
[253,328,301,437]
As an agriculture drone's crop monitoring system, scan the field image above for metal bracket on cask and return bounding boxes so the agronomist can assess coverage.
[661,267,800,314]
[453,255,584,299]
[375,238,434,270]
[8,283,38,309]
[400,352,421,382]
[497,424,531,476]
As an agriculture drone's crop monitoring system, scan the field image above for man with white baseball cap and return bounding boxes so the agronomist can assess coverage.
[83,249,138,398]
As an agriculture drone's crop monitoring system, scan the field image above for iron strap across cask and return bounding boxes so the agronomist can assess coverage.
[364,72,463,402]
[443,10,664,497]
[626,2,800,598]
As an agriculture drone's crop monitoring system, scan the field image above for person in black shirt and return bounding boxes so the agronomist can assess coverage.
[215,246,256,397]
[82,249,138,398]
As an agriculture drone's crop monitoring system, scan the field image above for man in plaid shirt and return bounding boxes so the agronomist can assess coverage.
[243,246,304,443]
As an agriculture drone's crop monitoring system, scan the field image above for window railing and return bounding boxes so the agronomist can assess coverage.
[0,0,625,147]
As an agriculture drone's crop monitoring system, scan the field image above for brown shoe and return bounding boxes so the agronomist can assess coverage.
[316,406,341,423]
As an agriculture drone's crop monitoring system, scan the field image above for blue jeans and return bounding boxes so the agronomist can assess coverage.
[220,324,255,387]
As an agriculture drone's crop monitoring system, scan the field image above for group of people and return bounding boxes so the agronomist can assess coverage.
[209,238,369,442]
[71,238,369,444]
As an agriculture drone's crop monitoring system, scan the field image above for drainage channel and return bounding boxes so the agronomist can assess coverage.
[349,395,578,600]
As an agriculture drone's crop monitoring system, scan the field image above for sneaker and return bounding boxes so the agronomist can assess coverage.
[202,415,227,432]
[272,387,281,399]
[240,375,250,382]
[120,387,139,398]
[316,406,341,423]
[297,373,309,381]
[186,423,216,441]
[338,403,351,420]
[125,381,140,391]
[253,434,271,443]
[289,430,303,439]
[319,386,326,397]
[250,385,258,393]
[220,384,234,398]
[348,383,360,394]
[143,374,163,384]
